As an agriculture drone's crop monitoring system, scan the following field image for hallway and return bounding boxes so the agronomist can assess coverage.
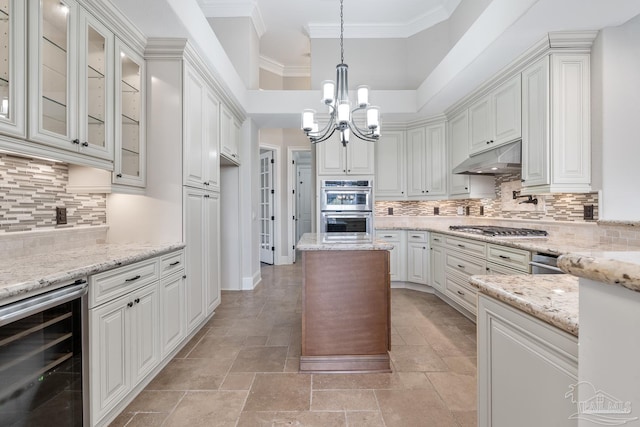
[111,263,477,426]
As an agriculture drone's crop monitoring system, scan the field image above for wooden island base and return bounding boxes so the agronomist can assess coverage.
[300,249,391,373]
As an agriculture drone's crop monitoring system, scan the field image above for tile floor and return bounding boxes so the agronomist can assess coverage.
[110,262,477,426]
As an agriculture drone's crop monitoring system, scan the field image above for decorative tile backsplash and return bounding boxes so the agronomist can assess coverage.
[376,172,599,222]
[0,154,107,232]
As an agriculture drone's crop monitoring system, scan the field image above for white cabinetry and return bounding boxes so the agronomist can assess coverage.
[374,130,405,198]
[220,104,240,164]
[317,137,375,176]
[478,294,578,427]
[0,0,26,138]
[376,230,406,282]
[469,74,521,155]
[521,54,591,194]
[407,122,446,197]
[183,63,220,190]
[159,251,186,358]
[429,234,445,293]
[406,231,429,285]
[448,109,495,198]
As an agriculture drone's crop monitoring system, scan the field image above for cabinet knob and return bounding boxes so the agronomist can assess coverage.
[486,141,490,144]
[425,190,429,193]
[465,187,468,190]
[182,275,187,279]
[423,247,426,250]
[72,139,80,145]
[81,141,89,147]
[127,302,133,308]
[521,179,526,182]
[134,298,140,304]
[116,173,123,178]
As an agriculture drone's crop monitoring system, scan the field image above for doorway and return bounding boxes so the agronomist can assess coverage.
[259,149,274,265]
[289,149,312,263]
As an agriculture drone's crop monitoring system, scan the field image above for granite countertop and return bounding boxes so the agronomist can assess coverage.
[297,233,394,251]
[558,251,640,292]
[0,242,185,305]
[470,274,580,337]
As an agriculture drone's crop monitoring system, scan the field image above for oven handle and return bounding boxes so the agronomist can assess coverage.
[0,280,88,327]
[528,261,564,273]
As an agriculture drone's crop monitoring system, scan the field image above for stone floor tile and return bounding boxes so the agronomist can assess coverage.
[397,371,435,389]
[237,411,346,427]
[375,388,458,427]
[230,346,288,372]
[284,357,300,372]
[125,412,169,426]
[244,335,268,346]
[220,373,255,390]
[312,373,404,390]
[389,344,449,372]
[311,389,378,411]
[442,356,477,375]
[123,390,185,413]
[162,391,247,427]
[428,372,477,412]
[345,411,386,427]
[243,373,311,411]
[146,358,230,391]
[452,410,478,427]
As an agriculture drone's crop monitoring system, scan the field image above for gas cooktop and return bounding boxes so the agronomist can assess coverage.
[448,225,548,238]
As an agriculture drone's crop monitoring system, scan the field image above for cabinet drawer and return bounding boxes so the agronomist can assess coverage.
[376,230,402,241]
[407,231,428,243]
[445,251,486,277]
[89,258,160,308]
[486,262,526,275]
[430,233,445,246]
[487,244,531,273]
[445,235,486,257]
[160,250,185,277]
[445,274,477,314]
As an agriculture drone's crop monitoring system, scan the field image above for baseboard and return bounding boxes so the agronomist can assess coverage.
[242,270,261,290]
[390,281,435,294]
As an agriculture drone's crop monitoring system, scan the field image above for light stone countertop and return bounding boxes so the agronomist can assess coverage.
[470,274,580,336]
[558,251,640,292]
[0,242,185,305]
[297,233,394,251]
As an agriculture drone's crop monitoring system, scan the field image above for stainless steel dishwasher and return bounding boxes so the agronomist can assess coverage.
[0,279,89,426]
[530,253,564,274]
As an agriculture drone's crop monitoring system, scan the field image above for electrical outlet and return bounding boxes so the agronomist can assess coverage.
[584,205,594,220]
[56,207,67,225]
[479,206,485,216]
[434,207,439,216]
[387,207,393,215]
[457,206,463,215]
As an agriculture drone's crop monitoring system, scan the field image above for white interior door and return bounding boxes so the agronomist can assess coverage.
[260,151,274,264]
[296,165,312,242]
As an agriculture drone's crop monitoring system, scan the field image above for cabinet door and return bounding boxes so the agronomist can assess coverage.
[375,130,405,198]
[204,192,221,315]
[78,9,114,160]
[425,122,446,196]
[114,39,145,187]
[130,284,160,385]
[430,245,445,292]
[407,242,428,284]
[0,0,26,137]
[183,65,205,188]
[468,95,492,155]
[220,105,239,163]
[522,56,550,187]
[317,138,345,175]
[160,272,186,358]
[448,110,471,195]
[205,89,220,189]
[346,139,374,175]
[184,189,206,332]
[406,127,426,196]
[91,298,129,422]
[377,230,405,282]
[232,118,241,163]
[28,0,79,147]
[492,75,522,146]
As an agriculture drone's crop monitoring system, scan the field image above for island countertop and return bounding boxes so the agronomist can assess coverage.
[0,242,185,305]
[297,233,394,251]
[470,274,579,337]
[558,251,640,292]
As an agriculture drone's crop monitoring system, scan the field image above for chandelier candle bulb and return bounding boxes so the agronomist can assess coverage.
[302,109,315,132]
[357,86,370,107]
[321,81,335,104]
[341,128,350,145]
[337,101,351,125]
[367,107,380,129]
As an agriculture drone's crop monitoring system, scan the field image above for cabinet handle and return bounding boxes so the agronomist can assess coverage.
[486,141,490,144]
[232,154,237,158]
[204,182,210,186]
[521,179,526,182]
[72,139,80,145]
[125,275,141,282]
[423,247,426,250]
[383,235,393,238]
[457,244,465,248]
[81,141,89,147]
[116,173,123,178]
[347,169,351,173]
[425,190,429,193]
[127,302,134,308]
[486,267,490,271]
[457,264,465,269]
[465,187,468,190]
[169,261,181,266]
[433,238,440,242]
[134,298,140,304]
[498,255,511,260]
[182,275,187,279]
[457,290,465,296]
[204,194,210,198]
[411,235,421,239]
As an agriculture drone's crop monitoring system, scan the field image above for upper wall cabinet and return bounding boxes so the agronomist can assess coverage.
[0,0,26,138]
[375,130,406,198]
[521,54,591,194]
[469,74,521,155]
[220,104,240,165]
[317,137,375,176]
[28,0,115,161]
[406,123,447,198]
[113,39,145,187]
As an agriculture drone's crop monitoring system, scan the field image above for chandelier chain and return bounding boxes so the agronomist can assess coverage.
[340,0,344,64]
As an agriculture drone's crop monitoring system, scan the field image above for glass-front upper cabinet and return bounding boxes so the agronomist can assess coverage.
[114,38,145,187]
[0,0,26,137]
[29,0,114,162]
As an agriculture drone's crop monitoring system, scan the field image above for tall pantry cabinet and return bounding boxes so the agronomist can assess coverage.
[145,40,225,336]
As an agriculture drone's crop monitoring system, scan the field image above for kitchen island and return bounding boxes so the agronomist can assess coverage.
[296,233,393,373]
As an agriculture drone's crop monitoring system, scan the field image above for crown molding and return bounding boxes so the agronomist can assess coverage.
[260,56,310,78]
[197,0,266,38]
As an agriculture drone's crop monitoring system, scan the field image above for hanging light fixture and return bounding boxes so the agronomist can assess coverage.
[301,0,380,146]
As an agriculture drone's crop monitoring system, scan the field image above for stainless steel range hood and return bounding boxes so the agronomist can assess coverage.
[452,140,521,175]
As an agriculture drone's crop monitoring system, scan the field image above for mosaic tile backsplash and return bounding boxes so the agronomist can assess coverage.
[375,172,599,222]
[0,154,107,232]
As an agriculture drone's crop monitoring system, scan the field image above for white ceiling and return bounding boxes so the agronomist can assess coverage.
[197,0,462,71]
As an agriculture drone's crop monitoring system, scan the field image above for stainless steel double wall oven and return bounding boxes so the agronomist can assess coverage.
[320,180,373,234]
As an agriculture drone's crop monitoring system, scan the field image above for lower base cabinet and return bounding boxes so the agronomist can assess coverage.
[478,295,578,427]
[376,230,406,281]
[160,271,187,358]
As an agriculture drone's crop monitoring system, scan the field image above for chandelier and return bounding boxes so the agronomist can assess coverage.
[301,0,380,146]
